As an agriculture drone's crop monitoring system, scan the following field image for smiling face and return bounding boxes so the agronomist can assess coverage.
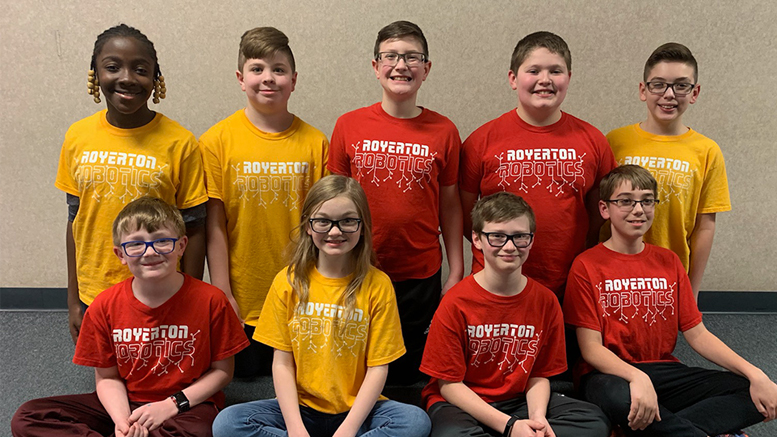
[372,37,430,102]
[95,36,156,124]
[306,195,362,264]
[237,53,297,114]
[600,180,656,244]
[640,61,700,134]
[114,225,187,282]
[509,47,571,126]
[473,216,534,274]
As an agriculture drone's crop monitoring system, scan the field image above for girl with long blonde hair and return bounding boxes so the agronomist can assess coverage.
[213,175,431,437]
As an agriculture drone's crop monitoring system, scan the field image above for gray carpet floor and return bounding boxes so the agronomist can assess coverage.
[2,311,775,436]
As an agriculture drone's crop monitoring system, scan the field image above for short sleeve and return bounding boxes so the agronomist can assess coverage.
[365,272,406,366]
[175,139,208,209]
[254,271,294,351]
[562,259,602,332]
[697,144,731,214]
[459,131,484,194]
[676,257,703,332]
[320,137,331,178]
[327,117,352,176]
[55,131,80,196]
[438,126,462,187]
[73,300,117,368]
[199,131,224,201]
[209,293,250,361]
[593,130,617,187]
[419,298,468,382]
[529,297,567,378]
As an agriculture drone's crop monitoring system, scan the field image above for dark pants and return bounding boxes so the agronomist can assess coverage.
[12,392,218,437]
[387,270,441,386]
[234,324,274,378]
[581,362,765,436]
[428,392,610,437]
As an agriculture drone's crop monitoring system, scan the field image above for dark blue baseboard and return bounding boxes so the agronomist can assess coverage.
[2,288,776,313]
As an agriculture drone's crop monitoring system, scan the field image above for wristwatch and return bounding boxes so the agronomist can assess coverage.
[170,391,190,413]
[503,415,518,437]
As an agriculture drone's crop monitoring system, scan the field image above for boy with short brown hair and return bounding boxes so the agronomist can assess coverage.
[421,192,610,437]
[13,197,248,437]
[606,42,730,299]
[200,26,329,377]
[328,20,463,384]
[564,165,775,436]
[460,31,616,300]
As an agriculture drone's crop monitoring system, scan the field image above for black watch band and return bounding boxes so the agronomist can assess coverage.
[503,415,518,437]
[170,391,190,413]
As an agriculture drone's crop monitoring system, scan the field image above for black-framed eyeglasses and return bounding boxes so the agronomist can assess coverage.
[481,232,534,248]
[604,198,660,210]
[644,81,696,96]
[308,218,362,234]
[120,238,178,257]
[375,52,428,67]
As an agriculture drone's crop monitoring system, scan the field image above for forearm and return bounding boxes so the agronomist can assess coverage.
[439,380,511,434]
[688,213,716,299]
[66,221,80,307]
[684,323,764,380]
[335,365,388,436]
[181,224,206,279]
[273,350,307,436]
[586,188,605,247]
[204,199,233,295]
[95,369,132,425]
[440,185,464,287]
[578,329,644,383]
[460,189,479,243]
[180,357,234,407]
[525,377,550,421]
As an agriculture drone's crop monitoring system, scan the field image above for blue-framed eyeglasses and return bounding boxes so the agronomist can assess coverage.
[120,238,178,257]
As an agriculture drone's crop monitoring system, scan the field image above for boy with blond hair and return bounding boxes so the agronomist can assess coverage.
[421,192,610,437]
[200,27,329,377]
[563,165,776,436]
[13,197,248,437]
[606,43,730,299]
[328,20,463,384]
[460,31,616,300]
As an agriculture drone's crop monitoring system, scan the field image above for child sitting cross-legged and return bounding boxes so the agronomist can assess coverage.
[563,164,777,437]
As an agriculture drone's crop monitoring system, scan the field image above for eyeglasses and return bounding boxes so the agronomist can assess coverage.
[308,218,362,234]
[120,238,178,257]
[481,232,534,248]
[644,81,696,96]
[375,52,428,67]
[604,198,660,210]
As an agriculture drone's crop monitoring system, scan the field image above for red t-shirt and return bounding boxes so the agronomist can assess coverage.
[420,275,566,409]
[329,103,461,281]
[73,274,249,407]
[460,110,616,297]
[563,243,703,378]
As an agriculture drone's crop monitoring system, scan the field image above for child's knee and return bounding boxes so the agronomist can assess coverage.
[212,405,243,436]
[584,374,632,417]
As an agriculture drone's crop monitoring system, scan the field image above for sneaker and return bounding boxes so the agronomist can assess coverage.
[714,432,749,437]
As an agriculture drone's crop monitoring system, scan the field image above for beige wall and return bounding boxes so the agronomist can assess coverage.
[1,0,775,291]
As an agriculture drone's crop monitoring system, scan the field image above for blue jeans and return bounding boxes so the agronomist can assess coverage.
[212,399,431,437]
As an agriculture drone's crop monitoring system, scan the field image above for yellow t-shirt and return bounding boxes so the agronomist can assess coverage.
[199,110,329,326]
[55,111,207,305]
[255,266,405,414]
[606,124,731,270]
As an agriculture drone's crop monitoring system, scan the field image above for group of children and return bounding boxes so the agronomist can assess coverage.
[9,18,777,437]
